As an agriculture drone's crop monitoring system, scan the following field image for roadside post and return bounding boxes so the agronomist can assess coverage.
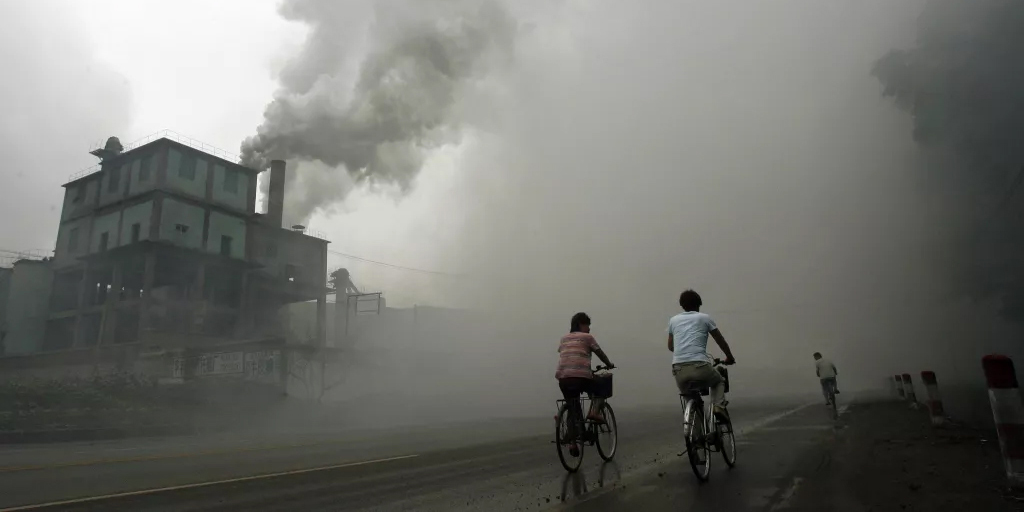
[920,371,945,426]
[982,354,1024,486]
[901,373,919,409]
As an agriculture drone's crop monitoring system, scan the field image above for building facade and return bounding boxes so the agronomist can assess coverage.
[43,136,330,357]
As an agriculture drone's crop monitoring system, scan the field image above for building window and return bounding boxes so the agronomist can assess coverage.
[220,235,233,257]
[265,242,277,258]
[130,223,141,243]
[68,228,80,252]
[223,168,239,194]
[174,224,189,234]
[139,156,152,182]
[99,232,109,252]
[108,167,121,192]
[179,155,196,180]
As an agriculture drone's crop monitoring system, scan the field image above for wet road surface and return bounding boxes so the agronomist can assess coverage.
[0,397,829,511]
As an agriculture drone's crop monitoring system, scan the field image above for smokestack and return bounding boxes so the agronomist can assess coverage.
[267,160,286,228]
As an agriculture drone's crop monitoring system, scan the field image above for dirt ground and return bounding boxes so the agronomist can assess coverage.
[787,400,1024,511]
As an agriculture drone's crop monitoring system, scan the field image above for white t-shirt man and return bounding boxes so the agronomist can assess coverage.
[815,357,837,379]
[668,311,718,365]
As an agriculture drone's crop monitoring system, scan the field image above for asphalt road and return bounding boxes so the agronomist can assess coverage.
[0,396,833,511]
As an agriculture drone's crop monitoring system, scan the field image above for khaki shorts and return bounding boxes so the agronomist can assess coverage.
[672,361,724,394]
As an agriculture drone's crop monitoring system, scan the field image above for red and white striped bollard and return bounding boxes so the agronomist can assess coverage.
[920,371,945,426]
[982,354,1024,486]
[901,373,918,408]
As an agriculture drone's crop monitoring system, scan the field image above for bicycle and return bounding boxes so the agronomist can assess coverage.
[678,359,736,482]
[554,366,618,473]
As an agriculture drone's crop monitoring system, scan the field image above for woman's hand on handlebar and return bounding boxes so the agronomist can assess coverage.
[714,357,736,366]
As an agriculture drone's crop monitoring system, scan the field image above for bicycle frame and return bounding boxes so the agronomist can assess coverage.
[680,393,715,441]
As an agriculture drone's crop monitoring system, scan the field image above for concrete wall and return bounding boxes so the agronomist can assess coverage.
[90,211,120,253]
[166,147,209,199]
[0,268,10,354]
[158,198,205,250]
[206,212,247,259]
[99,163,130,207]
[120,200,154,245]
[60,177,99,222]
[54,216,92,268]
[128,151,160,197]
[4,261,53,355]
[250,227,326,286]
[211,164,249,212]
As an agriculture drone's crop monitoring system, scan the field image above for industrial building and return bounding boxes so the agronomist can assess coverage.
[0,134,335,389]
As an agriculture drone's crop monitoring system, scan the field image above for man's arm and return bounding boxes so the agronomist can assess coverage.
[667,333,674,352]
[832,364,837,376]
[709,329,736,364]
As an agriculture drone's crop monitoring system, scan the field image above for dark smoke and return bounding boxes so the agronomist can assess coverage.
[240,0,517,223]
[872,0,1024,321]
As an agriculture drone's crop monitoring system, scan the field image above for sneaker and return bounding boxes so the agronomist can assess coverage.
[587,412,606,424]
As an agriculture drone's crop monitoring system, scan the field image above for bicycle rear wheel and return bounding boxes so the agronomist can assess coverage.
[717,414,737,468]
[596,402,617,461]
[685,405,711,481]
[556,403,584,472]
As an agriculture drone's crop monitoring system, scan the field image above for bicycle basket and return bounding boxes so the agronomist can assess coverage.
[592,373,613,398]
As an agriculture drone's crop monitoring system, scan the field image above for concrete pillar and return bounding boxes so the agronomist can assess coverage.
[192,262,206,334]
[71,265,90,348]
[98,264,123,345]
[137,252,157,339]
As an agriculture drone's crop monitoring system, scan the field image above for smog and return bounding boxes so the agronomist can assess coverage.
[239,0,1024,428]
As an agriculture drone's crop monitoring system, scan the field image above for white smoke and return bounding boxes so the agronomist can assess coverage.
[240,0,518,223]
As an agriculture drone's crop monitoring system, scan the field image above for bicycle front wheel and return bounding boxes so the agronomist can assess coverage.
[596,402,617,461]
[556,404,584,472]
[717,414,737,468]
[685,406,711,482]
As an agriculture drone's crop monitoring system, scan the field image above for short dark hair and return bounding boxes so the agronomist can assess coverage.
[679,290,702,312]
[570,312,591,333]
[813,352,822,358]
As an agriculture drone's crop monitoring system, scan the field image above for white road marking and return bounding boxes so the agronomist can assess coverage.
[0,454,419,511]
[735,402,818,437]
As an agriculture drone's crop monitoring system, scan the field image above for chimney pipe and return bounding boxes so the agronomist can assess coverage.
[267,160,286,228]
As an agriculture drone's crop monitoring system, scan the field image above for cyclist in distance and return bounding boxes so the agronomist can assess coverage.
[668,290,736,418]
[556,312,616,452]
[813,352,839,404]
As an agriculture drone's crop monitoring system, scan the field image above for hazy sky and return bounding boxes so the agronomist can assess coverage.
[3,0,1017,393]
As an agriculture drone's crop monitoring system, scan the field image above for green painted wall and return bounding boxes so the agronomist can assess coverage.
[207,211,247,259]
[158,198,205,250]
[166,147,209,199]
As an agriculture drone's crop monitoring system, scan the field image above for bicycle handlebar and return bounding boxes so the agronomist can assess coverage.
[712,358,735,366]
[594,365,615,372]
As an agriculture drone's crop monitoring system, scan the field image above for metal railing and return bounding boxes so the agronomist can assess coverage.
[70,130,241,181]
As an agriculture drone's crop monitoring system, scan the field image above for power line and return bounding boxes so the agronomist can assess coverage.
[327,249,466,277]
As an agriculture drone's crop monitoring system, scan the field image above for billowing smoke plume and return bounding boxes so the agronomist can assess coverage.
[240,0,517,223]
